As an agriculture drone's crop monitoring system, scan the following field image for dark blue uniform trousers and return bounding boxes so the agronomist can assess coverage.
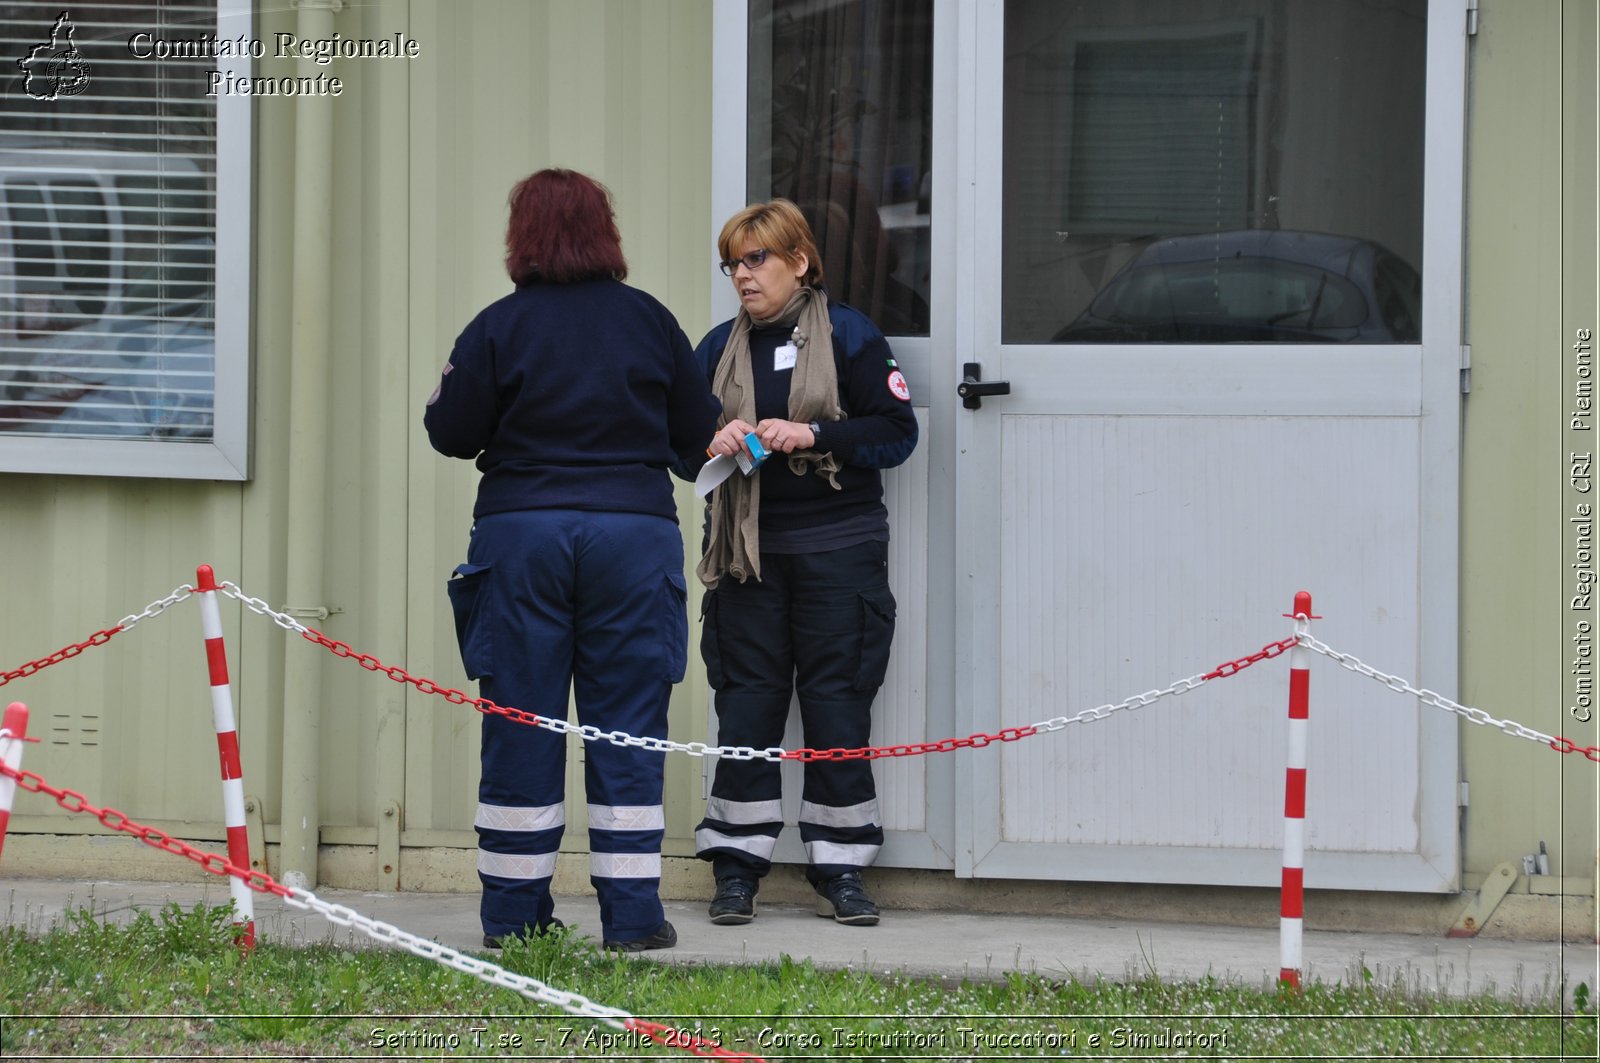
[694,541,894,885]
[448,509,687,944]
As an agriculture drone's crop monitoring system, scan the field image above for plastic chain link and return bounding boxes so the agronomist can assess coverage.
[1,760,290,896]
[0,583,193,689]
[0,757,771,1058]
[1297,632,1600,762]
[223,579,1302,764]
[1203,636,1300,679]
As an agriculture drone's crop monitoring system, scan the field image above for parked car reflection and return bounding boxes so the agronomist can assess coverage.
[0,146,216,441]
[1052,230,1421,344]
[0,308,213,440]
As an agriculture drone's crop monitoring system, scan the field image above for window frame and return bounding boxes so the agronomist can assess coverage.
[0,0,252,481]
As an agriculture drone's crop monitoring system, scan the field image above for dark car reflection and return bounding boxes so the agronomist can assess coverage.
[1052,230,1421,344]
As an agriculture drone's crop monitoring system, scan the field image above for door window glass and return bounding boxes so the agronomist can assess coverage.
[1004,0,1427,344]
[748,0,934,336]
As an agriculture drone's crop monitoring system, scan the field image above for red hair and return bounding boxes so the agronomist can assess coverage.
[504,169,628,285]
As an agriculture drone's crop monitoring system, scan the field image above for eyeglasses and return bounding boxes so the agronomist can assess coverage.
[718,248,772,275]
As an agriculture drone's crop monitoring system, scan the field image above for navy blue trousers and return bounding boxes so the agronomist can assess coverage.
[447,509,687,943]
[694,540,894,885]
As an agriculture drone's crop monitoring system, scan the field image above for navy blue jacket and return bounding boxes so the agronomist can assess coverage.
[693,300,918,533]
[425,279,720,521]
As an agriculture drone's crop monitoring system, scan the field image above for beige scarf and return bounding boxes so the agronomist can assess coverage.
[696,286,844,587]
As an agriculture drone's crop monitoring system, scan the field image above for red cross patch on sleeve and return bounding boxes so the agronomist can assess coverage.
[887,369,911,402]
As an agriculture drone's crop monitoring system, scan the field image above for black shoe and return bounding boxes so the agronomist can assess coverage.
[708,877,758,925]
[814,872,880,926]
[482,918,564,949]
[602,920,677,952]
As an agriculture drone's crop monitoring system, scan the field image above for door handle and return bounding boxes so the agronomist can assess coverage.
[958,362,1011,409]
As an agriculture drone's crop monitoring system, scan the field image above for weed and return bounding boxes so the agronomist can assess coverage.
[0,905,1594,1059]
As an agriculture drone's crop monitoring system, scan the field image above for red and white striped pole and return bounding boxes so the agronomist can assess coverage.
[1279,590,1314,990]
[196,564,256,949]
[0,701,31,863]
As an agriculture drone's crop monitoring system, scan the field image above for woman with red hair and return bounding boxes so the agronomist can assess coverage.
[426,168,719,953]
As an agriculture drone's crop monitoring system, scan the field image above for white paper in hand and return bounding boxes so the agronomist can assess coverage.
[694,453,738,497]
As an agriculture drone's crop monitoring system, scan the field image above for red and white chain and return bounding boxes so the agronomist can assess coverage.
[4,755,764,1057]
[0,583,192,689]
[1029,671,1211,735]
[1297,632,1600,761]
[220,580,1294,764]
[217,582,780,759]
[280,895,761,1056]
[0,759,675,1035]
[278,888,634,1024]
[116,583,196,632]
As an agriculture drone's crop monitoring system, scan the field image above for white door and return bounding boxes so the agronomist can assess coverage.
[950,0,1466,891]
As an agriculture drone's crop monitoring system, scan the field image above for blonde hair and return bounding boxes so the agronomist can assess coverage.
[716,199,825,287]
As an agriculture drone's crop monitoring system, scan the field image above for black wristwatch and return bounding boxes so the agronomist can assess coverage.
[808,420,823,446]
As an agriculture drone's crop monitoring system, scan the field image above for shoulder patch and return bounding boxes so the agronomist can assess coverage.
[887,369,911,402]
[426,361,453,406]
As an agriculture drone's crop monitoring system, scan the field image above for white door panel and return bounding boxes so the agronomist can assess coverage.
[991,416,1430,871]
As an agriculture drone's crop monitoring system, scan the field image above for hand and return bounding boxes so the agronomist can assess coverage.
[708,419,757,458]
[755,418,815,454]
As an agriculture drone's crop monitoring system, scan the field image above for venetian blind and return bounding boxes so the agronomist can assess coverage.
[1,1,218,444]
[1066,29,1257,233]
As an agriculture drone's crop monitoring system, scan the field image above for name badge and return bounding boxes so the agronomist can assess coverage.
[773,344,798,372]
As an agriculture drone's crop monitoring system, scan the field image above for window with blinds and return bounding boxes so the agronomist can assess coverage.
[1065,28,1258,234]
[0,1,249,479]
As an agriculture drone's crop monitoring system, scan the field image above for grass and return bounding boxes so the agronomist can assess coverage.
[0,902,1594,1060]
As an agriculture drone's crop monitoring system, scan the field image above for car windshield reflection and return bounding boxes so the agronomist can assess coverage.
[1052,230,1421,344]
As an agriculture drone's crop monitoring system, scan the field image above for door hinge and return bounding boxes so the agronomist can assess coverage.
[1466,0,1479,36]
[1459,780,1470,808]
[1460,344,1472,394]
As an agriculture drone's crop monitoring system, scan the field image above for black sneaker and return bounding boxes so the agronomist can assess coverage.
[708,877,758,925]
[814,871,880,926]
[602,920,678,952]
[482,918,564,949]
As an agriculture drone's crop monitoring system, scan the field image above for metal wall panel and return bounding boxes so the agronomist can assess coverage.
[0,475,250,833]
[1457,0,1598,889]
[0,0,717,875]
[402,0,718,852]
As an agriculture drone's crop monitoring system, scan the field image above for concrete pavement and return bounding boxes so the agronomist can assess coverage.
[2,875,1593,1005]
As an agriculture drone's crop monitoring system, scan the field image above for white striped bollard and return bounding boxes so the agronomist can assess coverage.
[1279,590,1314,990]
[0,701,30,863]
[196,564,256,949]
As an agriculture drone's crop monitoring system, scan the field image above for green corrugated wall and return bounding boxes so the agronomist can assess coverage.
[2,0,1594,913]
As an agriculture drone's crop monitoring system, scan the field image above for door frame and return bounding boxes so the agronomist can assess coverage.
[951,0,1466,890]
[709,0,957,871]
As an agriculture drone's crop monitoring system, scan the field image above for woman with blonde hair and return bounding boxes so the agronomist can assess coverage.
[690,199,918,926]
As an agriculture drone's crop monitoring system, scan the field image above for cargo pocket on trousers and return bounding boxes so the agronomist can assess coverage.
[659,570,689,683]
[445,562,496,681]
[852,584,897,692]
[699,589,726,690]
